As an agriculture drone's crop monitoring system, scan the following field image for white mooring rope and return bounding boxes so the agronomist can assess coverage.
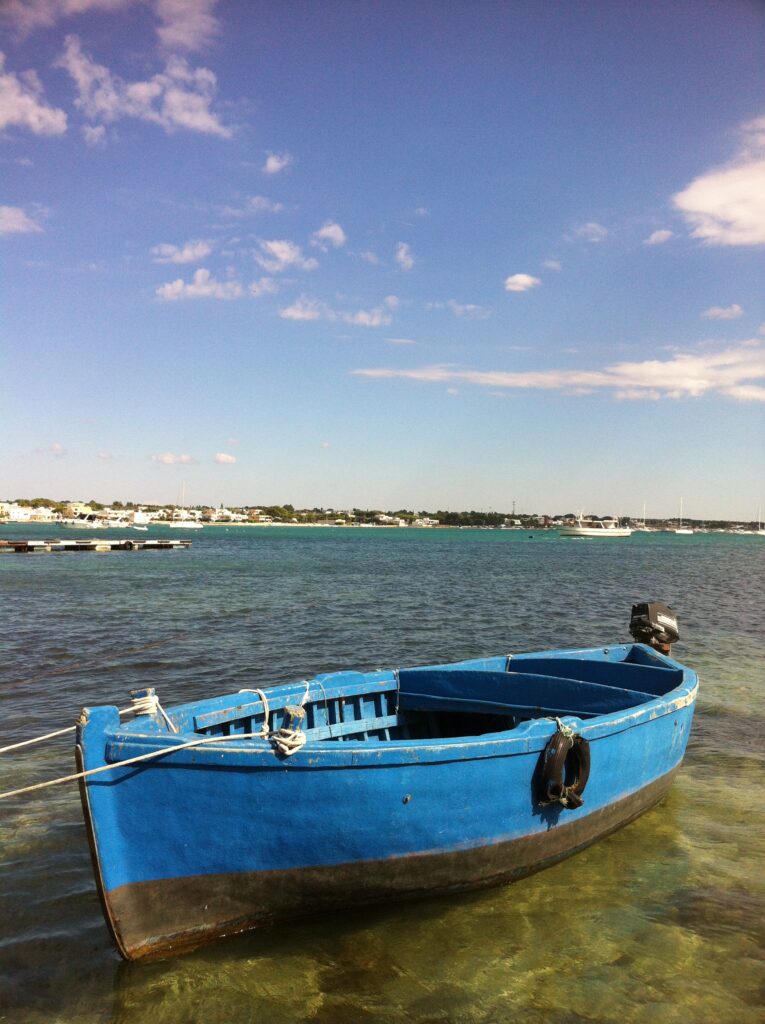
[0,731,266,802]
[0,692,178,755]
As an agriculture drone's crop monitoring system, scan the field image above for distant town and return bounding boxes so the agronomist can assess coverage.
[0,497,760,532]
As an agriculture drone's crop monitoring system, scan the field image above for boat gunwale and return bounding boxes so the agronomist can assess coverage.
[95,678,698,770]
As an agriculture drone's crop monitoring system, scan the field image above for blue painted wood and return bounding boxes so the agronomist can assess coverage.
[77,641,698,959]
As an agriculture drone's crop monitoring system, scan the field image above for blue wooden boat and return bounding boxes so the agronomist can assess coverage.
[77,604,697,960]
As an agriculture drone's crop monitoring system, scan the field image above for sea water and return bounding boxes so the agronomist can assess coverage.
[0,525,763,1023]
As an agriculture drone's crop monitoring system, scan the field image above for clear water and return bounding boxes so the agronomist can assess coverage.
[1,525,763,1023]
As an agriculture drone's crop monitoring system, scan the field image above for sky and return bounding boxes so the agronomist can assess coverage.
[2,0,764,519]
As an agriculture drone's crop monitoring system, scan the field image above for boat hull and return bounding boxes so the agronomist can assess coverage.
[559,527,632,538]
[77,650,696,961]
[86,766,678,960]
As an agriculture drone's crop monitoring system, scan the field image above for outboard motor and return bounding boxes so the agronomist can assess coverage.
[629,602,679,654]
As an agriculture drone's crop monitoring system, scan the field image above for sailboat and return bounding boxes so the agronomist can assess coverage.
[757,508,765,537]
[634,501,656,533]
[169,483,204,530]
[675,498,693,535]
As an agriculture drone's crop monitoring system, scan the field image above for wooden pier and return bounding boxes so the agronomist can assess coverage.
[0,538,192,554]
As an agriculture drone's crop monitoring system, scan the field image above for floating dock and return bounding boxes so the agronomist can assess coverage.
[0,538,192,554]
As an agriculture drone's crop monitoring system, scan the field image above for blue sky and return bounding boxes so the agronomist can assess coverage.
[2,0,764,519]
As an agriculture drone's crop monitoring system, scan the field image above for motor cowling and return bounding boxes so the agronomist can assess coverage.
[629,602,679,652]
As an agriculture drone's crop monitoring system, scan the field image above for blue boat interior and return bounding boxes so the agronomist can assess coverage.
[155,644,685,745]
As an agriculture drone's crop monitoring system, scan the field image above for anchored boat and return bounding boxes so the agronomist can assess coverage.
[75,603,695,960]
[559,515,632,538]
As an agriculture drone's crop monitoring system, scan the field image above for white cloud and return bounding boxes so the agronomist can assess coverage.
[311,221,347,250]
[571,222,609,243]
[504,273,541,293]
[644,229,673,245]
[342,307,391,327]
[0,1,130,40]
[34,441,66,458]
[395,242,414,270]
[156,268,243,300]
[673,115,765,246]
[262,151,293,175]
[0,1,220,52]
[447,299,492,319]
[279,296,323,321]
[214,452,236,464]
[702,304,743,320]
[359,250,380,265]
[155,0,221,52]
[151,239,212,264]
[55,35,232,138]
[249,276,277,297]
[247,195,284,214]
[255,238,318,273]
[0,205,43,234]
[278,296,392,326]
[387,337,415,345]
[0,53,67,135]
[352,341,765,403]
[219,195,285,218]
[384,295,400,309]
[82,123,105,146]
[152,452,194,464]
[543,259,562,270]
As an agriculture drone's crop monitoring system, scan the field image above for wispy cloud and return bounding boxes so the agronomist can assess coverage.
[156,268,243,300]
[0,53,67,135]
[358,250,380,265]
[35,441,66,458]
[155,0,221,53]
[673,114,765,246]
[352,341,765,403]
[278,296,392,326]
[255,238,318,273]
[342,307,391,327]
[55,35,232,138]
[0,204,43,234]
[151,239,212,263]
[543,259,562,270]
[311,221,347,250]
[570,222,609,243]
[395,242,414,270]
[214,452,236,464]
[152,452,195,464]
[262,151,293,175]
[644,229,673,245]
[82,123,105,146]
[504,273,541,293]
[247,195,284,214]
[1,1,221,53]
[387,337,416,345]
[428,299,492,319]
[702,303,743,320]
[97,451,113,460]
[249,276,277,297]
[219,195,285,218]
[279,296,323,321]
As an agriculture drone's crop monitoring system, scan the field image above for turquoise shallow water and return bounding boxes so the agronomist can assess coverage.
[1,525,763,1023]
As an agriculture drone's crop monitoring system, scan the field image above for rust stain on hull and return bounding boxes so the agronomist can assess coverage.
[104,769,678,961]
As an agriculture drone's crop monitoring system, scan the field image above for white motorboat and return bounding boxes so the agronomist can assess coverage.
[60,513,109,529]
[559,515,632,538]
